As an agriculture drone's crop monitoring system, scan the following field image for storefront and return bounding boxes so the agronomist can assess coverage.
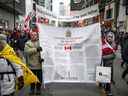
[0,0,25,30]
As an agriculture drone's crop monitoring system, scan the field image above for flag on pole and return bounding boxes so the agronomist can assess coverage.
[0,44,40,85]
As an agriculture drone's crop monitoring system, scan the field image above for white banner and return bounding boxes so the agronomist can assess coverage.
[38,23,101,83]
[36,4,99,22]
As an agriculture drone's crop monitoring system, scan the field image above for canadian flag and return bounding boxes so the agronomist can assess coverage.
[64,45,72,51]
[23,13,31,33]
[23,11,38,33]
[102,38,115,56]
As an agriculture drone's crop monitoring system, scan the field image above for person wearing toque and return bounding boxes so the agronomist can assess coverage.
[24,32,43,95]
[0,34,24,96]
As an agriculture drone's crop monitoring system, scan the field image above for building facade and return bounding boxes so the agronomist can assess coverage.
[123,0,128,32]
[0,0,25,30]
[34,0,71,16]
[117,0,126,32]
[70,0,98,11]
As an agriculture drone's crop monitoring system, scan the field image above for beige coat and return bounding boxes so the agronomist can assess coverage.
[24,40,42,69]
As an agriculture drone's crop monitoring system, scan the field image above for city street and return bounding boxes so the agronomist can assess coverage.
[43,50,128,96]
[17,49,128,96]
[0,0,128,96]
[111,50,128,96]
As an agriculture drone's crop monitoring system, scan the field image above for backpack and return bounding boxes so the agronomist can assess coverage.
[0,57,16,81]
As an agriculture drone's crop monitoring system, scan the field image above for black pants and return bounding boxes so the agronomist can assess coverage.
[2,92,15,96]
[31,69,42,83]
[102,60,114,92]
[122,64,128,79]
[30,69,42,93]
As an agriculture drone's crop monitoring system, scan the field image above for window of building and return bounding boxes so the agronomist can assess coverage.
[73,0,81,3]
[59,2,65,16]
[106,8,113,19]
[85,0,98,8]
[106,0,112,4]
[71,0,85,10]
[38,0,45,7]
[0,19,9,29]
[33,0,45,7]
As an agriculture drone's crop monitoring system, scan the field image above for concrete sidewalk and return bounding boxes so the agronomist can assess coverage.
[44,83,104,96]
[16,83,105,96]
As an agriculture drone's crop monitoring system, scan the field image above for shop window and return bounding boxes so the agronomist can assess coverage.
[71,0,85,10]
[0,19,8,29]
[38,0,45,7]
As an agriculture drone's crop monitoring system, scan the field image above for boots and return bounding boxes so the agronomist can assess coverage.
[29,83,35,95]
[36,83,42,95]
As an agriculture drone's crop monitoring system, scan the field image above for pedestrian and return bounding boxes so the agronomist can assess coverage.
[16,30,29,63]
[25,31,43,95]
[117,32,125,68]
[0,33,40,88]
[0,34,24,96]
[10,28,20,50]
[121,33,128,82]
[102,31,116,96]
[105,32,117,83]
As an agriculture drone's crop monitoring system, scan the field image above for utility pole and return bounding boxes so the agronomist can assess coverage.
[13,0,16,29]
[114,0,120,31]
[126,2,128,32]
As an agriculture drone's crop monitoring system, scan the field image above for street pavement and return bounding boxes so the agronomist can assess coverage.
[111,50,128,96]
[42,49,128,96]
[45,83,101,96]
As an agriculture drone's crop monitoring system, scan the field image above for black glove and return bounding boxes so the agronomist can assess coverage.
[39,58,44,63]
[18,76,24,90]
[37,47,42,52]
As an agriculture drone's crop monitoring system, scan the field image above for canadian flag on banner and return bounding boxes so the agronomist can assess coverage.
[64,44,72,51]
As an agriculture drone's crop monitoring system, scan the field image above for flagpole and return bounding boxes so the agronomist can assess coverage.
[13,0,16,29]
[32,1,46,90]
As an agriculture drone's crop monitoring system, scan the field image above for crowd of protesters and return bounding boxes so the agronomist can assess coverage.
[1,19,128,96]
[0,27,43,96]
[100,23,128,96]
[117,31,128,82]
[0,30,25,96]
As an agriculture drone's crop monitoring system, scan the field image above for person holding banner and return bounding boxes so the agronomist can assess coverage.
[0,34,24,96]
[25,31,43,95]
[102,32,116,96]
[0,33,41,95]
